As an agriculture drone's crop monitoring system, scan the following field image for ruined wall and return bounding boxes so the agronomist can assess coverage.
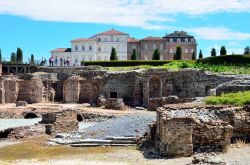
[0,76,19,103]
[101,71,137,105]
[142,69,233,106]
[0,68,245,106]
[156,117,194,157]
[63,76,80,103]
[153,105,245,157]
[41,110,78,135]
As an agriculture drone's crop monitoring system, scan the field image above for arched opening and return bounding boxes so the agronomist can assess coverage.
[24,112,38,119]
[149,76,162,98]
[77,114,83,122]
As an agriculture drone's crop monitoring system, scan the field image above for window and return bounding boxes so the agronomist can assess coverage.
[160,44,163,50]
[144,44,148,50]
[110,92,117,98]
[117,38,119,42]
[185,38,188,42]
[153,44,156,50]
[98,47,101,51]
[170,48,173,53]
[89,46,92,51]
[132,45,136,49]
[185,49,188,53]
[75,58,78,64]
[111,38,113,42]
[177,38,180,42]
[98,38,101,42]
[82,46,85,51]
[104,38,107,42]
[170,38,173,42]
[75,46,78,51]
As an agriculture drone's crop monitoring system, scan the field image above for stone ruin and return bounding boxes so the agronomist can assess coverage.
[148,105,250,157]
[40,110,79,135]
[1,67,250,111]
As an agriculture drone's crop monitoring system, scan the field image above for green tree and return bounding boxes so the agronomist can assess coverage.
[244,46,250,55]
[175,46,182,60]
[0,49,2,63]
[192,51,196,60]
[30,54,35,65]
[211,48,216,57]
[198,50,203,59]
[10,52,16,64]
[16,48,23,64]
[220,46,227,56]
[110,47,118,60]
[131,49,137,60]
[152,49,160,60]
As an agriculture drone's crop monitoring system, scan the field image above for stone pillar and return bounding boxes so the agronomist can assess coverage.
[0,76,19,103]
[63,76,80,103]
[29,78,44,103]
[158,117,194,157]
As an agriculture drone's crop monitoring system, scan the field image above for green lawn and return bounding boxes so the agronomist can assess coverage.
[205,91,250,106]
[107,61,250,74]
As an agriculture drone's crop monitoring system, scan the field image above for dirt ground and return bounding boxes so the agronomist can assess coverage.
[0,103,149,119]
[0,136,250,165]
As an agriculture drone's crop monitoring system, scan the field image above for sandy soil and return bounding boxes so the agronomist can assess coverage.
[0,136,250,165]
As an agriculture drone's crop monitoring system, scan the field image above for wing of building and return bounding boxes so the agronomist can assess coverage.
[51,30,197,66]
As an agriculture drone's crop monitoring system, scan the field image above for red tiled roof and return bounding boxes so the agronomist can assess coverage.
[71,38,95,42]
[95,29,128,36]
[128,37,140,43]
[141,36,163,41]
[51,48,71,53]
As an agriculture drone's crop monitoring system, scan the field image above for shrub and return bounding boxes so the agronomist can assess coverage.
[83,60,172,67]
[197,55,250,65]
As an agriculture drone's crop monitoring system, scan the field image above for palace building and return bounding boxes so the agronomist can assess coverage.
[51,29,197,66]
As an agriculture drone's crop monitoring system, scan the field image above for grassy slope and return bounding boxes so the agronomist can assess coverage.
[107,61,250,74]
[205,91,250,106]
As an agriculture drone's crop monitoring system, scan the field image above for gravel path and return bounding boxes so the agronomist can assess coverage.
[81,112,156,139]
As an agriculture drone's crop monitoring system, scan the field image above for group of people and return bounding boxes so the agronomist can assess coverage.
[40,57,71,67]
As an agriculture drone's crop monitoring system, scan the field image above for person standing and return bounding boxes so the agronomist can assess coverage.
[60,58,63,67]
[55,56,58,66]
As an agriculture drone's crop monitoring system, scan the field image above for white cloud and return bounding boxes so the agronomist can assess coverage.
[190,27,250,40]
[0,0,250,29]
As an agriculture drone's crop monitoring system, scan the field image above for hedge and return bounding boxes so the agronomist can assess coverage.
[82,60,174,67]
[197,55,250,65]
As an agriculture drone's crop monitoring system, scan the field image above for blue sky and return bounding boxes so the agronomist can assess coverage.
[0,0,250,62]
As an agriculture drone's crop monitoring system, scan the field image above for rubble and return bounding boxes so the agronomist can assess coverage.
[41,110,79,135]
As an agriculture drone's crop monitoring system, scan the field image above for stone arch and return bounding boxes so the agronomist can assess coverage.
[77,113,83,122]
[24,112,39,119]
[148,76,162,98]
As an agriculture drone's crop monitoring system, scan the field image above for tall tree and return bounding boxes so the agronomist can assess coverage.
[110,47,118,60]
[0,49,2,63]
[244,46,250,55]
[211,48,217,57]
[152,49,160,60]
[220,46,227,56]
[175,46,182,60]
[131,49,137,60]
[192,51,196,60]
[198,50,203,59]
[16,48,23,64]
[30,54,35,65]
[10,52,16,64]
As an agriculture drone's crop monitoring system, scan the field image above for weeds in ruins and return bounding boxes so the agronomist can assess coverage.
[205,91,250,106]
[108,61,250,74]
